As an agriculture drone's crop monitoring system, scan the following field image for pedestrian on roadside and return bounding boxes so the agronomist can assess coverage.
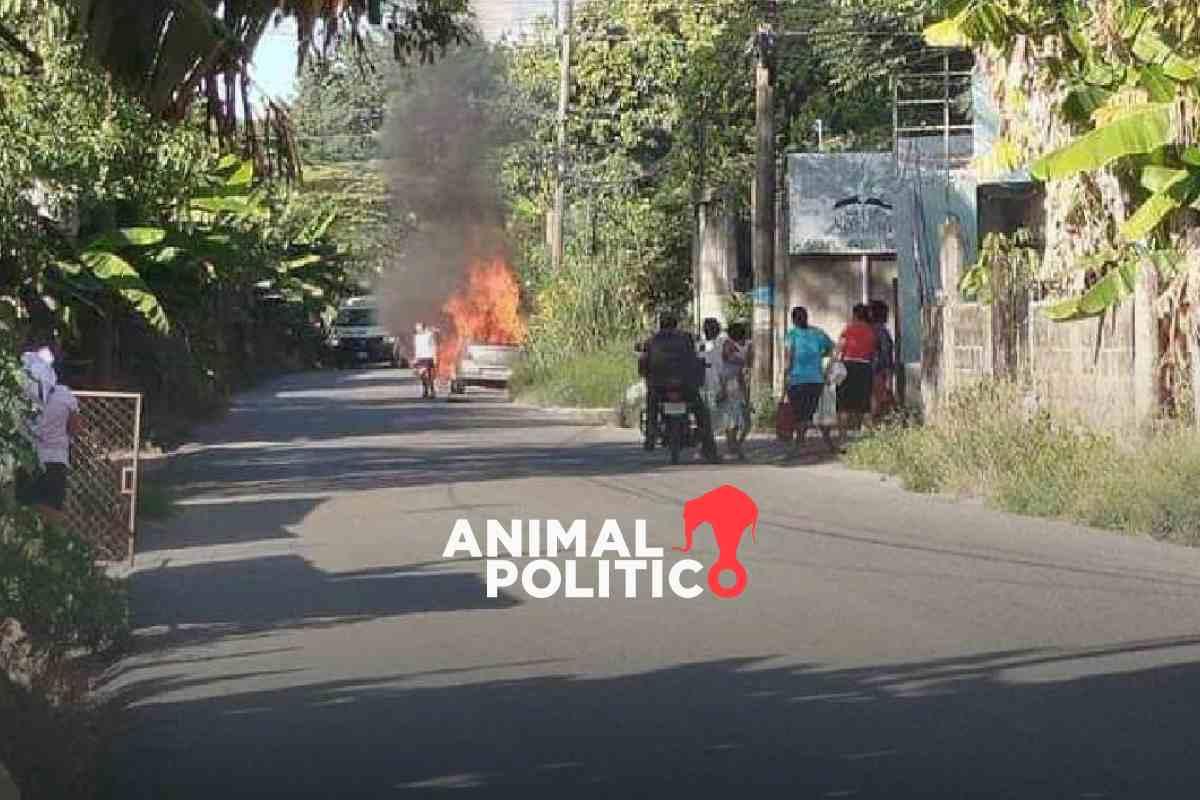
[783,306,838,456]
[15,332,82,528]
[869,299,896,420]
[727,321,753,449]
[701,318,747,461]
[834,304,876,437]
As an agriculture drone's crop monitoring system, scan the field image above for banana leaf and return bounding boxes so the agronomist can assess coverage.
[1139,165,1189,192]
[1045,260,1141,322]
[1138,64,1176,103]
[84,227,168,251]
[1031,104,1173,181]
[1132,28,1200,82]
[1063,84,1112,121]
[279,253,324,272]
[80,250,140,280]
[1121,172,1200,241]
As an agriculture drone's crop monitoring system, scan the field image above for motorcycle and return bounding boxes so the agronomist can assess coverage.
[636,339,714,465]
[640,382,705,465]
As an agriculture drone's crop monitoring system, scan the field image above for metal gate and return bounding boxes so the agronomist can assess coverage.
[65,391,142,563]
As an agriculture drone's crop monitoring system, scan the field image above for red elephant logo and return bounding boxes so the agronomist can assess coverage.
[674,485,759,599]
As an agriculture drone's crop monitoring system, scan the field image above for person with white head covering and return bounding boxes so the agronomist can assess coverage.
[15,330,81,526]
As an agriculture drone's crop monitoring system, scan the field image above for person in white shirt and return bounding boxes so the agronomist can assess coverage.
[15,335,83,526]
[701,317,747,461]
[412,322,439,398]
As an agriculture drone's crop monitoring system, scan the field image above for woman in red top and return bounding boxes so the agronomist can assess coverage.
[835,304,876,434]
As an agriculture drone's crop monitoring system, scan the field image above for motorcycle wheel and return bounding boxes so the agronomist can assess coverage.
[667,417,684,465]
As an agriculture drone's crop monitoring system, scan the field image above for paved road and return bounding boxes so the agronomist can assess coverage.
[101,369,1200,799]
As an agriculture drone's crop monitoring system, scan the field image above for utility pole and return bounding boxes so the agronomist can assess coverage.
[752,15,776,390]
[552,0,574,272]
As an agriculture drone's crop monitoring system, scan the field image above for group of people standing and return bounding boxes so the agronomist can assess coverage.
[783,300,895,456]
[699,317,753,461]
[638,301,896,462]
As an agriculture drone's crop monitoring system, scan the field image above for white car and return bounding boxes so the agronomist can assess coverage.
[449,343,522,395]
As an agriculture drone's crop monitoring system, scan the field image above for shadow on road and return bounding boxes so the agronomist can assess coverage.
[100,637,1200,798]
[113,555,519,656]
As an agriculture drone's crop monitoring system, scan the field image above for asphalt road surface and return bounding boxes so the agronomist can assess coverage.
[100,369,1200,799]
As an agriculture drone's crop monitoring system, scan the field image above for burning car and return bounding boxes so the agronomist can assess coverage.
[449,342,523,395]
[438,257,528,396]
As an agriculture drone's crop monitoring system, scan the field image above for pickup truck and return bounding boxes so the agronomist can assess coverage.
[326,298,405,368]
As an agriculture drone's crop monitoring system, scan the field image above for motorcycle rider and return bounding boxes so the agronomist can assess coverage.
[640,311,719,462]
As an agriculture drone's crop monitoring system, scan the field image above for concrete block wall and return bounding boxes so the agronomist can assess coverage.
[934,300,1139,431]
[1029,302,1138,431]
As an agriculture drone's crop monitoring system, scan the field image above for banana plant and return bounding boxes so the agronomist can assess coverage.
[55,226,171,332]
[927,0,1200,323]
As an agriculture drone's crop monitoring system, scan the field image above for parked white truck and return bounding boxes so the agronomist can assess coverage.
[326,296,406,368]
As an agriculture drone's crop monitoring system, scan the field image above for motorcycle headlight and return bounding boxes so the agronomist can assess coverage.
[327,336,340,347]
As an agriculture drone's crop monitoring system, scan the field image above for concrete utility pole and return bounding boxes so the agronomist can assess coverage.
[752,20,776,390]
[552,0,574,271]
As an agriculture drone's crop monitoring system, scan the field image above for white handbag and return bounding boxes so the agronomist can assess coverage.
[827,360,848,386]
[814,382,838,427]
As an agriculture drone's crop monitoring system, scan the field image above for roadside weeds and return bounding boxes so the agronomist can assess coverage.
[845,381,1200,547]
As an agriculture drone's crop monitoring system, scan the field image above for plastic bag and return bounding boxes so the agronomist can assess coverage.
[827,360,848,386]
[814,382,838,427]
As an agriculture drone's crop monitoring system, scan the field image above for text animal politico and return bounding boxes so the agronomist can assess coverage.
[442,519,705,599]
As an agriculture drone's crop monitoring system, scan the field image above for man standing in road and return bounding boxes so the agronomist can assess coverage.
[413,322,438,399]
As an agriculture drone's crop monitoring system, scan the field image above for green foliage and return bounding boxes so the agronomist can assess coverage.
[501,0,910,373]
[1030,104,1174,182]
[924,0,1200,328]
[511,340,638,410]
[0,333,127,662]
[959,228,1040,303]
[723,292,753,327]
[1043,251,1141,322]
[0,509,128,658]
[847,379,1200,545]
[291,36,393,163]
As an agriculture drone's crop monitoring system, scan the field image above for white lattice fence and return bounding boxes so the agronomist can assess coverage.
[65,392,142,563]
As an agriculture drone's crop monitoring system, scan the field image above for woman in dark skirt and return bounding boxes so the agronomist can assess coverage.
[835,304,876,435]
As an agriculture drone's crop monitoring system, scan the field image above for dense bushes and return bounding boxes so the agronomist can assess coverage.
[847,381,1200,546]
[0,335,128,798]
[0,509,128,663]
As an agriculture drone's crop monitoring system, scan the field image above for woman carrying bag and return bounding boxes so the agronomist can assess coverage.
[782,306,839,457]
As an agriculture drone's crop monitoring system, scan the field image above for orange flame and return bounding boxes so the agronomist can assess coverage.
[438,257,527,378]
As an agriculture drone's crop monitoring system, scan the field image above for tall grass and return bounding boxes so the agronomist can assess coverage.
[847,381,1200,546]
[511,341,638,409]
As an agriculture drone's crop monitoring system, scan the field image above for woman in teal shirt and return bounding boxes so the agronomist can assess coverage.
[784,305,838,454]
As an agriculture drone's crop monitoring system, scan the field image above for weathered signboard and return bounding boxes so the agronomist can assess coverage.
[788,153,899,254]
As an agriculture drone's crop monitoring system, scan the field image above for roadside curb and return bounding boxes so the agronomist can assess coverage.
[512,403,622,427]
